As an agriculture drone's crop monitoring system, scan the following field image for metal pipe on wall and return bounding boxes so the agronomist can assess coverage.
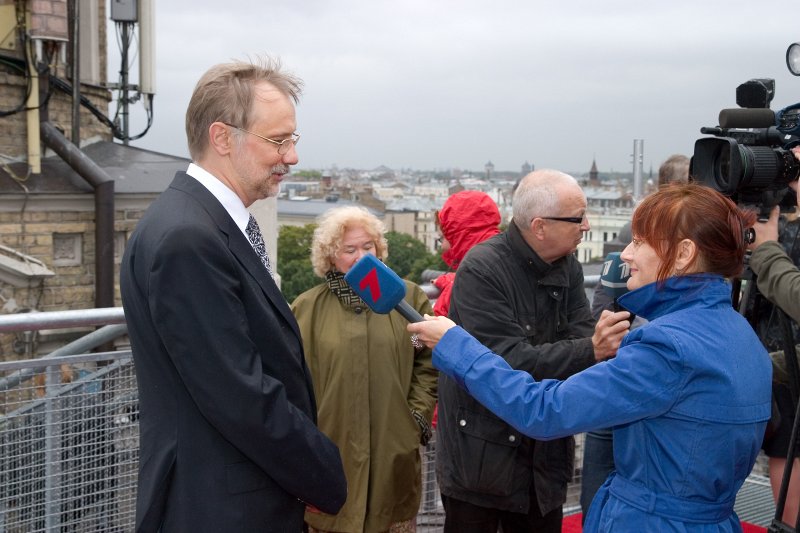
[26,39,42,174]
[70,0,80,145]
[40,122,115,311]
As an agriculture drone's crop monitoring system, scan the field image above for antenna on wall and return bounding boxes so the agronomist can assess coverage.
[138,0,155,96]
[109,0,155,145]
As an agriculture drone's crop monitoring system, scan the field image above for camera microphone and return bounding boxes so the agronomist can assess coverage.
[600,252,635,320]
[718,108,776,129]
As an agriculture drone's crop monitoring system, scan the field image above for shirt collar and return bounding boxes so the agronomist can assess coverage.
[186,163,250,235]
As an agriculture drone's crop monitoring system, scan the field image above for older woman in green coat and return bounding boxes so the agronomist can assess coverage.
[291,205,438,533]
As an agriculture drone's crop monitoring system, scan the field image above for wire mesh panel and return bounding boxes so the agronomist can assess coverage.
[0,351,776,532]
[418,432,444,531]
[0,353,139,532]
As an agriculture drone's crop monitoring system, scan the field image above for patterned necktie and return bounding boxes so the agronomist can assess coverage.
[245,214,274,278]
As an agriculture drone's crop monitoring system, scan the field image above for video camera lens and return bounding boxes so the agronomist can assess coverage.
[691,137,800,208]
[693,138,779,193]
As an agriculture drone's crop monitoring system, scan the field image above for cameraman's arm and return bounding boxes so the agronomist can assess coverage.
[750,239,800,324]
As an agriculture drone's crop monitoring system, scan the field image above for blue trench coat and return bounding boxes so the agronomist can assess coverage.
[433,274,772,532]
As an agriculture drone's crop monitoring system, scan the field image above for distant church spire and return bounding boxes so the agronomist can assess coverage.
[589,157,599,186]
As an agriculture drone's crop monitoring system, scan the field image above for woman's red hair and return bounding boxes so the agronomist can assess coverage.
[630,183,756,282]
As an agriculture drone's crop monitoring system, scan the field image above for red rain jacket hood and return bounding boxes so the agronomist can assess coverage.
[433,191,500,318]
[438,190,501,270]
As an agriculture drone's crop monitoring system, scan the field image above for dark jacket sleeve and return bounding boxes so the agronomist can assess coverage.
[450,255,595,381]
[750,241,800,324]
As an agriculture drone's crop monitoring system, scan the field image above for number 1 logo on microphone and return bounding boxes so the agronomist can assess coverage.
[344,254,408,314]
[359,267,382,303]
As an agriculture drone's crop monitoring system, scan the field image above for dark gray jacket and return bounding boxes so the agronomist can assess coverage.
[436,222,596,515]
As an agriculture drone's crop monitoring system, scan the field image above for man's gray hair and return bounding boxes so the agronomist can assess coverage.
[185,55,303,161]
[512,170,578,230]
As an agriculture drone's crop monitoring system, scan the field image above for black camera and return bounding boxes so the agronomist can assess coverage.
[690,78,800,216]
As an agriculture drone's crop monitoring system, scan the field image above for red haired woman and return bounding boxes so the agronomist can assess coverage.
[409,183,772,532]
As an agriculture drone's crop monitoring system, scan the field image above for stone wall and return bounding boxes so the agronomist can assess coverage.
[0,0,119,360]
[0,198,147,360]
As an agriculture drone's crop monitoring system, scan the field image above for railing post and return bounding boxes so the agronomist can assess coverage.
[43,363,62,531]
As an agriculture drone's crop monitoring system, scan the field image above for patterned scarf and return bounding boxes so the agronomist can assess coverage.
[325,270,367,309]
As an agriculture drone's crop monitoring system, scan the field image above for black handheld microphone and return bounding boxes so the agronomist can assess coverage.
[600,252,635,321]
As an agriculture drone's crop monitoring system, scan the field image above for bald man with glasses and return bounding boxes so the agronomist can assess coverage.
[435,169,629,533]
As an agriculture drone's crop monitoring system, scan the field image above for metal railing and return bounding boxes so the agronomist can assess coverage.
[0,308,136,533]
[0,306,775,531]
[0,309,449,532]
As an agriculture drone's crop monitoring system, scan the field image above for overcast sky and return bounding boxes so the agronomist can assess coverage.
[108,1,800,176]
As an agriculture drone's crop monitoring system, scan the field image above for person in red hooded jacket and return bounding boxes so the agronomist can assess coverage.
[430,191,501,429]
[433,190,502,317]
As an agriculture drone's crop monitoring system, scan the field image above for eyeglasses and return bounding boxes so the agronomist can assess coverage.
[542,215,587,224]
[224,123,300,155]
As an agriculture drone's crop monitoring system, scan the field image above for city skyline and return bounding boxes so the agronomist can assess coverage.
[110,1,800,175]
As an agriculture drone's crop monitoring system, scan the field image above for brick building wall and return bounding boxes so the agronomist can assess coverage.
[0,197,148,359]
[0,0,110,157]
[29,0,68,41]
[0,0,121,360]
[0,75,111,156]
[45,84,113,145]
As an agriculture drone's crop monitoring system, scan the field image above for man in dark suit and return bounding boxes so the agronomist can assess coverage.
[120,57,346,533]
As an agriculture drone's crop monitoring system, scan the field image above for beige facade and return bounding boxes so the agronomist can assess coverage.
[579,212,632,264]
[0,192,150,358]
[0,1,141,359]
[382,211,416,236]
[383,209,439,253]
